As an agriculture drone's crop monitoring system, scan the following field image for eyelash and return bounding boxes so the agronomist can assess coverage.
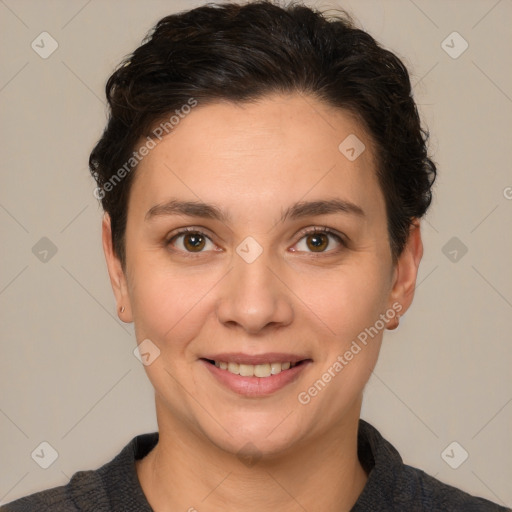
[165,226,346,257]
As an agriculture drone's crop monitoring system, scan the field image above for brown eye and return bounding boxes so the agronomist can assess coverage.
[306,233,329,252]
[293,228,344,253]
[183,233,206,252]
[168,230,215,253]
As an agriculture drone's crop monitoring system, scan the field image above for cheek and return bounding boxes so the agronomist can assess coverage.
[293,269,387,425]
[127,262,219,348]
[290,261,391,344]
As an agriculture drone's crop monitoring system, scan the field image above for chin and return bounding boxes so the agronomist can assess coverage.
[199,409,304,459]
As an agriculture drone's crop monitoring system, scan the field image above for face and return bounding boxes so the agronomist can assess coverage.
[103,93,422,457]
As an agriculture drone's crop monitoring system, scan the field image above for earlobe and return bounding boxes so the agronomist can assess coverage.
[386,314,400,331]
[387,220,423,322]
[101,213,133,323]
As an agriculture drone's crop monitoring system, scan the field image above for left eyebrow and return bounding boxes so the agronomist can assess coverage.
[144,198,365,223]
[280,198,366,223]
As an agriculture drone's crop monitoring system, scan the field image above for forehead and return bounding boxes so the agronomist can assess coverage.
[129,94,384,221]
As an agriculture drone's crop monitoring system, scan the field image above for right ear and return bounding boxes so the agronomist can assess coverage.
[102,213,133,322]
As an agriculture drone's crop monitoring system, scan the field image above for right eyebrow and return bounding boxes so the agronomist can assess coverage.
[145,199,230,223]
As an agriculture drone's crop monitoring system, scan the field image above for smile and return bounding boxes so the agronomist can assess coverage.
[201,357,312,397]
[208,360,298,378]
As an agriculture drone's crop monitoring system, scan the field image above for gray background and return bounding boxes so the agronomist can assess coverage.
[1,0,511,506]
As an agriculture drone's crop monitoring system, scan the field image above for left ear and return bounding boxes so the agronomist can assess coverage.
[387,219,423,319]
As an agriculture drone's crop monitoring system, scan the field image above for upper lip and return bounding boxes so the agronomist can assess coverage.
[201,353,311,365]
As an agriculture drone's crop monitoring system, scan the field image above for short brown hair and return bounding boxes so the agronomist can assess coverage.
[89,0,436,267]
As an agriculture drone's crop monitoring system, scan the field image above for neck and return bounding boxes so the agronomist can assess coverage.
[136,399,368,512]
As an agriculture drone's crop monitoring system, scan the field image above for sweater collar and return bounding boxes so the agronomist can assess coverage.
[97,419,402,511]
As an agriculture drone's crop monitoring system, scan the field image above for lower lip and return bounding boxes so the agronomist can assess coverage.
[201,360,311,397]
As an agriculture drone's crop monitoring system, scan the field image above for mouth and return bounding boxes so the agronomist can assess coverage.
[200,354,312,397]
[201,358,308,378]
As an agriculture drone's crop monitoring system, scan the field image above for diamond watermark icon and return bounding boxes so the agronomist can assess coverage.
[236,236,263,264]
[441,441,469,469]
[441,31,468,59]
[237,442,262,467]
[32,237,58,263]
[338,134,365,161]
[133,338,161,366]
[31,31,59,59]
[31,441,59,469]
[442,236,468,263]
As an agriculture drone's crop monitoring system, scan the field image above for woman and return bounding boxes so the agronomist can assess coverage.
[3,1,509,510]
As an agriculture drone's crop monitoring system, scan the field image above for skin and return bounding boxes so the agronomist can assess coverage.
[102,93,423,511]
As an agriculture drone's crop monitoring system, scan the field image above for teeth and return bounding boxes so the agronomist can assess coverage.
[270,362,282,375]
[254,364,271,378]
[213,360,296,377]
[228,362,239,374]
[239,364,254,377]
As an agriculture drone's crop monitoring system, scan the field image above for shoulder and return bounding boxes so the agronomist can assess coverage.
[397,464,511,512]
[354,420,511,511]
[1,432,158,512]
[0,470,106,512]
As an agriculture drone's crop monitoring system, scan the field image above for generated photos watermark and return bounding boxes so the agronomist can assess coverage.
[93,98,198,200]
[297,301,403,405]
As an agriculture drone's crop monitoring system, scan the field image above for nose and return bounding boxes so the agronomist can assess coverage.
[215,250,294,335]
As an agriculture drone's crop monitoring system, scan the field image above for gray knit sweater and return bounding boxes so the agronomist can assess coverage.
[2,420,510,511]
